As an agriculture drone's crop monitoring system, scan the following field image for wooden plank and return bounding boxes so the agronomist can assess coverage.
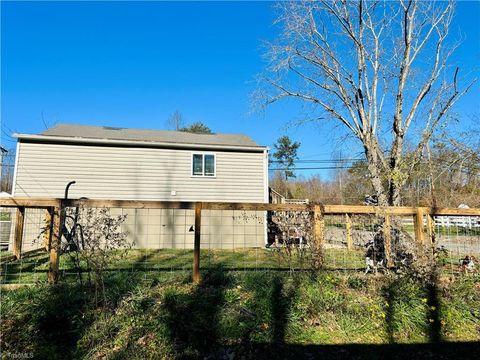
[13,207,25,259]
[203,202,308,211]
[426,214,435,244]
[312,205,324,270]
[323,205,419,215]
[0,198,60,208]
[429,207,480,216]
[43,207,54,251]
[193,202,202,283]
[62,199,196,210]
[414,207,425,244]
[383,215,392,268]
[48,206,62,284]
[1,197,479,216]
[345,214,352,250]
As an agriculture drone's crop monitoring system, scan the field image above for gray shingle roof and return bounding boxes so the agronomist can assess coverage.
[40,124,262,148]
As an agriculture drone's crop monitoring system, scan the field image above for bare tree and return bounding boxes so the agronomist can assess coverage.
[167,110,184,131]
[262,0,476,206]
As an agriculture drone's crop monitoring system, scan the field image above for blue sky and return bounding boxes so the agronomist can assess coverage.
[1,1,479,179]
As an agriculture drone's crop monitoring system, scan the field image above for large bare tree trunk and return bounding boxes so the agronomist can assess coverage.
[262,0,475,206]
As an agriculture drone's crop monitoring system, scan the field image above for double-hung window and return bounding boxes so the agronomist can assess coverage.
[192,153,216,177]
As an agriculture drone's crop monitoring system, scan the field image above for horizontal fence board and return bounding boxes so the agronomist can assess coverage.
[1,198,480,216]
[64,199,196,210]
[203,202,309,211]
[0,198,60,208]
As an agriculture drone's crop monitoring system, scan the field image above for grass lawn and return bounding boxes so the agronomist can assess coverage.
[1,248,479,359]
[0,249,12,257]
[0,248,368,284]
[0,247,473,285]
[1,269,479,359]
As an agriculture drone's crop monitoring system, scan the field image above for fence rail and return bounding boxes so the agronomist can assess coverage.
[2,197,480,216]
[1,197,479,284]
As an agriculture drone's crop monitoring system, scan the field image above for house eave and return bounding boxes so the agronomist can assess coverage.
[13,133,268,152]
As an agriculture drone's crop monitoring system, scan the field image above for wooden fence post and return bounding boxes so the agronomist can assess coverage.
[43,207,54,251]
[48,205,62,284]
[13,207,25,259]
[345,214,352,250]
[426,213,435,244]
[313,205,324,270]
[414,207,425,244]
[193,202,202,283]
[383,215,392,267]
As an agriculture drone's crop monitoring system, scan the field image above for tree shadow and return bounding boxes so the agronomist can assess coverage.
[163,263,231,358]
[382,278,397,344]
[270,275,298,344]
[1,282,91,359]
[426,273,442,343]
[0,262,156,359]
[382,272,442,344]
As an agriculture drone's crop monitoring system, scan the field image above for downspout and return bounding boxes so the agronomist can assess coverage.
[263,148,269,245]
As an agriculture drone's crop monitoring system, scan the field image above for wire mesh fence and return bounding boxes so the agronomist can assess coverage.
[0,203,479,285]
[0,206,50,284]
[434,215,480,277]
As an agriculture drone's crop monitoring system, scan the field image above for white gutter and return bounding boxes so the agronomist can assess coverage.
[263,147,269,245]
[13,133,267,152]
[263,148,269,203]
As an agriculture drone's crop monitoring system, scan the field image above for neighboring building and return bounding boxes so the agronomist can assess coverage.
[12,124,269,249]
[269,188,285,204]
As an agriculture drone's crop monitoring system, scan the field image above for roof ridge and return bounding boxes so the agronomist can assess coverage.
[43,123,251,138]
[35,123,263,148]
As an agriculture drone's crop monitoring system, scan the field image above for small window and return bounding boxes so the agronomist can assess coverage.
[192,154,203,175]
[192,153,216,177]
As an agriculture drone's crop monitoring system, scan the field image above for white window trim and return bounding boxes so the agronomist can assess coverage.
[191,152,216,178]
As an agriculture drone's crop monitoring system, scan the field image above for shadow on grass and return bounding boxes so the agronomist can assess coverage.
[1,282,91,359]
[0,252,50,283]
[426,273,442,344]
[163,263,231,358]
[226,342,480,359]
[2,258,478,359]
[270,275,297,344]
[0,269,151,359]
[382,271,443,344]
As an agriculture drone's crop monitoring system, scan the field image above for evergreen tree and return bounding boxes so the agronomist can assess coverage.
[180,122,213,134]
[272,136,300,180]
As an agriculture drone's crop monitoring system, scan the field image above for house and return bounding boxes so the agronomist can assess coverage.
[12,124,269,249]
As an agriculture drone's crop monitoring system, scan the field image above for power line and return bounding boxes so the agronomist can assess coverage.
[269,159,363,164]
[269,166,352,171]
[1,123,15,137]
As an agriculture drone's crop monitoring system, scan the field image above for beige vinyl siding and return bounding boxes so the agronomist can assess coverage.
[14,142,266,202]
[13,141,267,249]
[111,208,265,249]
